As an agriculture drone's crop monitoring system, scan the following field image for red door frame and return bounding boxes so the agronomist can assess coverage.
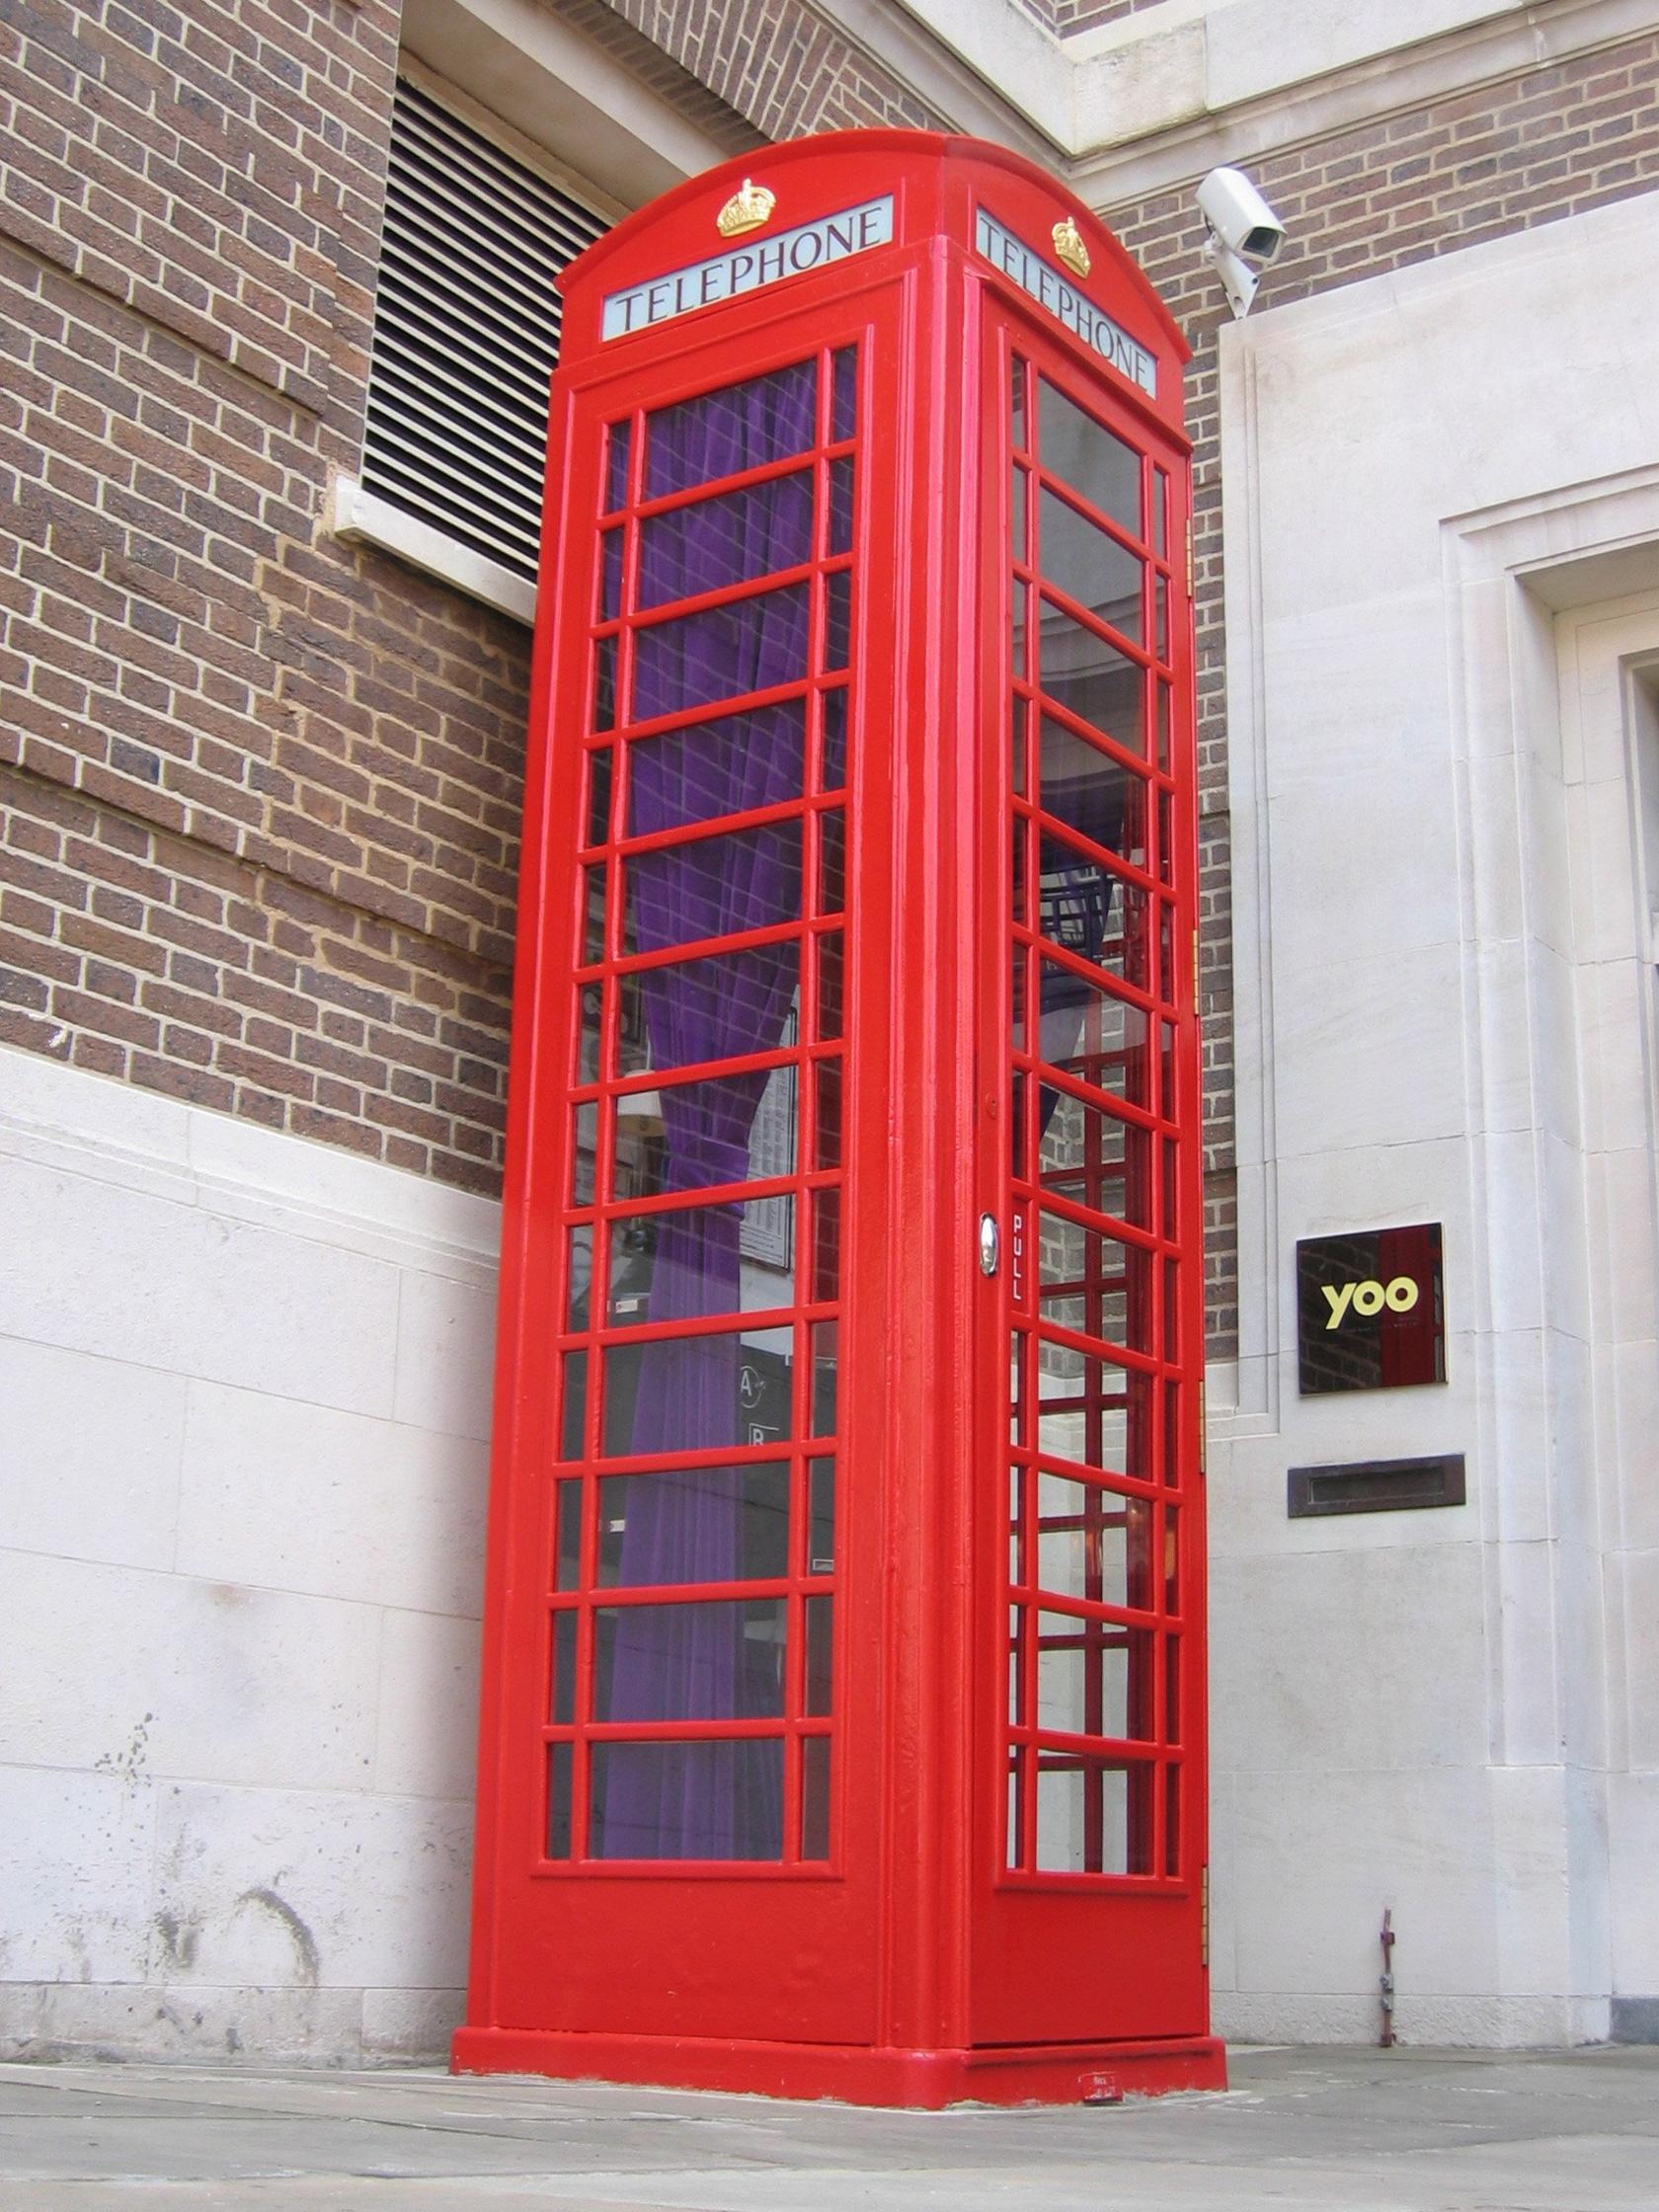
[455,129,1222,2106]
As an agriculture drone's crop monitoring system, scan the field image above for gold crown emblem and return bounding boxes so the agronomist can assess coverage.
[1052,216,1091,279]
[717,178,776,238]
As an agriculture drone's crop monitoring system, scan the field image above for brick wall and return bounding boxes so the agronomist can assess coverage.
[0,0,534,1187]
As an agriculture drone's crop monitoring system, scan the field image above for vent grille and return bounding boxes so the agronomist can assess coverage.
[362,79,609,584]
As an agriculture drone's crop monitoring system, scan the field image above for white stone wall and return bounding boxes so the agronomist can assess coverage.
[1209,187,1659,2044]
[0,1047,498,2064]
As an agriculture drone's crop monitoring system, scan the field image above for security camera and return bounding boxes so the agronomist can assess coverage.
[1196,166,1286,261]
[1195,165,1286,319]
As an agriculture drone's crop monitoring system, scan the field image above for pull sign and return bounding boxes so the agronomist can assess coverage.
[979,1214,999,1277]
[602,197,895,340]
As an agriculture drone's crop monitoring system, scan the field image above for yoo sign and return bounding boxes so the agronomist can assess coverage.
[1297,1224,1446,1395]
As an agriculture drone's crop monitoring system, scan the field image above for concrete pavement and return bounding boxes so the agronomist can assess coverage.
[0,2042,1654,2209]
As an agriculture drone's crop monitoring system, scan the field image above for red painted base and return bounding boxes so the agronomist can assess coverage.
[450,2026,1226,2107]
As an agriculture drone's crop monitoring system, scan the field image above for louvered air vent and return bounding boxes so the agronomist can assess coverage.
[362,79,609,584]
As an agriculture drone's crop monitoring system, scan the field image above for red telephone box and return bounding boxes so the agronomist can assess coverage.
[454,130,1223,2107]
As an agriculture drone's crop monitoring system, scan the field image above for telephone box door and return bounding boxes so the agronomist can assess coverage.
[972,299,1210,2046]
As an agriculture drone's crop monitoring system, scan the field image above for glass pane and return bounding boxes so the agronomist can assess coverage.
[1010,688,1029,794]
[595,1462,791,1587]
[1012,584,1029,681]
[1034,960,1150,1106]
[1038,1084,1153,1227]
[1010,354,1026,448]
[1011,465,1028,560]
[1157,787,1173,885]
[560,1350,589,1461]
[566,1223,592,1327]
[592,634,617,732]
[1011,815,1029,925]
[1153,572,1168,662]
[822,687,848,789]
[829,457,853,556]
[554,1480,583,1591]
[611,1062,796,1204]
[810,1318,837,1436]
[1038,599,1145,756]
[815,931,844,1041]
[1008,1601,1026,1722]
[1035,1347,1152,1479]
[572,1099,598,1205]
[615,942,800,1075]
[1156,681,1170,775]
[646,360,818,500]
[1152,467,1168,557]
[625,700,808,836]
[605,419,631,512]
[1038,1208,1153,1353]
[1036,1610,1153,1742]
[801,1734,831,1859]
[825,569,850,672]
[546,1741,574,1859]
[632,582,810,719]
[1040,839,1150,996]
[638,470,815,610]
[604,1198,796,1327]
[831,347,857,442]
[599,526,623,621]
[585,747,613,849]
[591,1737,784,1861]
[808,1459,835,1574]
[1038,488,1143,647]
[805,1596,833,1715]
[581,863,606,967]
[549,1608,577,1724]
[1038,379,1140,539]
[623,821,803,957]
[811,1186,839,1303]
[1035,1752,1152,1874]
[600,1322,793,1456]
[592,1598,786,1721]
[1165,1635,1182,1745]
[1035,1475,1153,1612]
[817,808,845,916]
[1164,1759,1180,1873]
[1040,713,1146,862]
[1162,1507,1180,1617]
[813,1059,842,1170]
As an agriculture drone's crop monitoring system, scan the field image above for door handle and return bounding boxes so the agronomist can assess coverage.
[979,1213,999,1277]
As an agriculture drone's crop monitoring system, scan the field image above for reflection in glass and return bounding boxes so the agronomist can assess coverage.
[810,1319,837,1437]
[829,458,854,557]
[592,1738,784,1860]
[560,1350,589,1461]
[1035,1751,1151,1874]
[1034,1349,1151,1479]
[596,1462,790,1585]
[623,821,802,957]
[602,1198,796,1328]
[1038,1085,1152,1226]
[1039,599,1145,756]
[1041,837,1149,997]
[818,809,846,916]
[1033,960,1150,1107]
[638,471,815,608]
[592,1597,786,1720]
[808,1459,835,1573]
[1036,1612,1152,1742]
[1038,1208,1152,1354]
[610,1063,796,1202]
[605,419,631,512]
[1040,713,1144,861]
[572,1099,598,1205]
[633,583,810,717]
[805,1596,833,1715]
[1039,486,1143,646]
[1035,1475,1152,1613]
[826,569,851,672]
[600,1322,793,1456]
[813,1059,842,1170]
[600,526,623,621]
[625,701,807,836]
[646,359,817,499]
[616,944,800,1075]
[815,931,844,1040]
[1038,379,1141,538]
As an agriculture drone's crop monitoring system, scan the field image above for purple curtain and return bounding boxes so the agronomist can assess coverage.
[594,367,819,1860]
